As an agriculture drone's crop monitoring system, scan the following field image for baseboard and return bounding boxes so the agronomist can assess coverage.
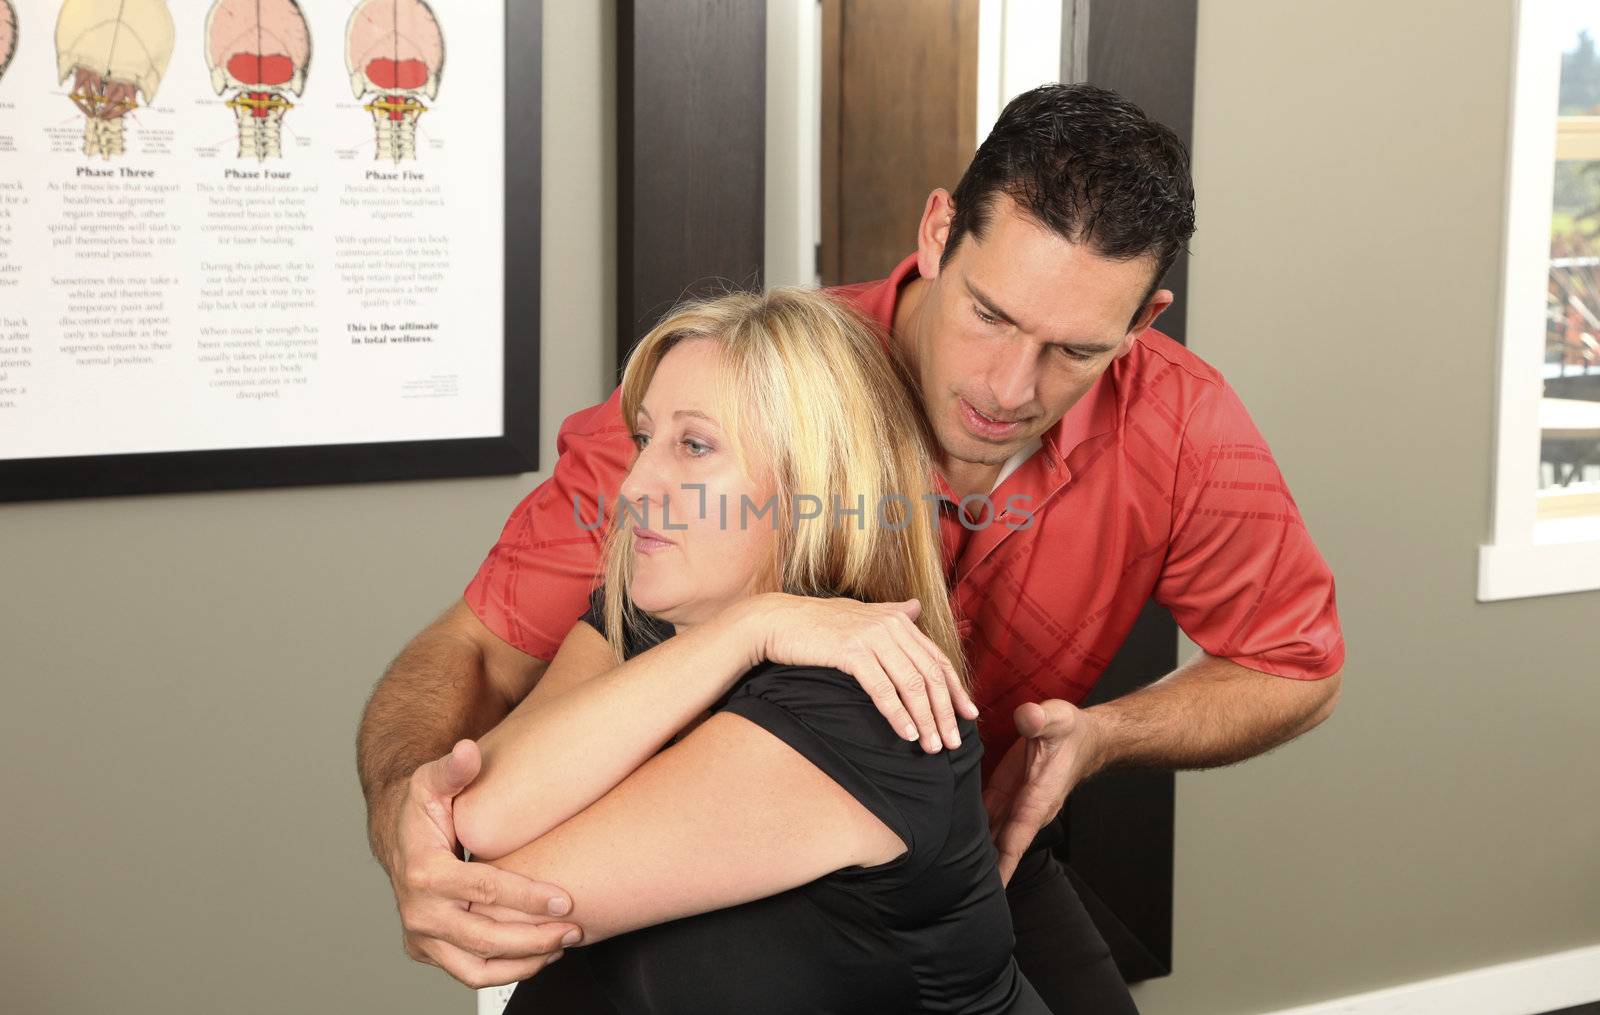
[1261,942,1600,1015]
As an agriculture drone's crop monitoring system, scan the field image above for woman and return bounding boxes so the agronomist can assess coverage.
[454,288,1051,1013]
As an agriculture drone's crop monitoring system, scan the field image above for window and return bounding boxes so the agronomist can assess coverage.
[1481,0,1600,600]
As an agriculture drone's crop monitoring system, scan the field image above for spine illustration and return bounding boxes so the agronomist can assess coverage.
[345,0,443,163]
[0,0,18,85]
[54,0,175,159]
[205,0,311,160]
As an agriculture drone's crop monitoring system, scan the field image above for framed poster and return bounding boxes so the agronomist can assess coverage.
[0,0,540,502]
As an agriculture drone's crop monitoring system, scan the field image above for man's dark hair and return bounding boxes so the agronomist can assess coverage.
[942,83,1196,318]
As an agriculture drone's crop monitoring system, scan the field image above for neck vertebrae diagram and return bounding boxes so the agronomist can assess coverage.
[55,0,175,159]
[0,0,18,86]
[345,0,443,163]
[204,0,311,161]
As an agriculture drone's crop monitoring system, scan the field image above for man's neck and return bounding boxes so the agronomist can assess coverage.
[889,270,927,365]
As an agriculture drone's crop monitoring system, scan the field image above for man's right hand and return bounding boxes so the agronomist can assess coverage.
[381,739,584,989]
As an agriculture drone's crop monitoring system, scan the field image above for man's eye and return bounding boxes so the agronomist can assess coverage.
[1057,346,1092,361]
[974,306,1000,326]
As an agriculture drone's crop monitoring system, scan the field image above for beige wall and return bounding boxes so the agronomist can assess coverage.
[6,1,1598,1013]
[0,2,613,1012]
[1130,1,1600,1012]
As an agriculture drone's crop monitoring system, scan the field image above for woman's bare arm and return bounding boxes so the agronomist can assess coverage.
[474,710,908,945]
[455,603,767,860]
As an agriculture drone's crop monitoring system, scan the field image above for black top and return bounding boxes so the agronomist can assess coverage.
[574,588,1051,1015]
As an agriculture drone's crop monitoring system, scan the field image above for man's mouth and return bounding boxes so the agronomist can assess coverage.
[959,398,1026,441]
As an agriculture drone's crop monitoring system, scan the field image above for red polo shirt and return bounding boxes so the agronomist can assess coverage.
[465,255,1345,778]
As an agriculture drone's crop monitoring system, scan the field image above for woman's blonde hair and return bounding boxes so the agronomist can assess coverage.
[597,286,968,693]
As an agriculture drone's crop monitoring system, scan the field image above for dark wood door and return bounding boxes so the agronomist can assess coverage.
[820,0,979,285]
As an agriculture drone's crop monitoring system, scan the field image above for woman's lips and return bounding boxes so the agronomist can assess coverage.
[959,398,1024,441]
[633,528,674,554]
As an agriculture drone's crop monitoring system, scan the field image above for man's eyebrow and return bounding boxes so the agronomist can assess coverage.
[965,278,1120,354]
[965,279,1023,329]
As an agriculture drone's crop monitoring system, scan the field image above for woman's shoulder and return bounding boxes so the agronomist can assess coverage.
[719,662,884,725]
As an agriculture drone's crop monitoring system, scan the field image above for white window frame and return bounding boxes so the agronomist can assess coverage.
[1479,0,1600,600]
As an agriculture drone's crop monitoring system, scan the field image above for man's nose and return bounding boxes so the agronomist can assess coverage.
[987,342,1039,413]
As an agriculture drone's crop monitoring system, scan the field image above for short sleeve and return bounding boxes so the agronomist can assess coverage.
[463,387,634,659]
[715,663,955,887]
[1154,381,1346,680]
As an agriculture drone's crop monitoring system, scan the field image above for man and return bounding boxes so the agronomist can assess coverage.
[357,83,1343,1012]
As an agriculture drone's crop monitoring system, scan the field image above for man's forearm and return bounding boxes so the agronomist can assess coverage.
[455,607,762,861]
[1079,650,1341,781]
[356,630,510,866]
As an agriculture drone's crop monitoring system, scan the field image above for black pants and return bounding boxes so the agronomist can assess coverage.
[1005,833,1140,1013]
[505,825,1138,1014]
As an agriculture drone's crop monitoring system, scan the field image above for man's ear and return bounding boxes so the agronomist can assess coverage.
[1116,289,1175,357]
[915,189,955,280]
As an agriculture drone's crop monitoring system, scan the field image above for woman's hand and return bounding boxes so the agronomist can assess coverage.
[738,593,978,753]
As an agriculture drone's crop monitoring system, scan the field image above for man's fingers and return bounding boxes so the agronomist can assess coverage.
[414,907,582,962]
[982,784,1013,835]
[421,937,566,990]
[449,862,573,918]
[992,815,1040,883]
[468,901,547,925]
[996,852,1020,889]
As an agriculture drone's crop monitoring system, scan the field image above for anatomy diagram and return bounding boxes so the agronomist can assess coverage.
[0,0,17,86]
[55,0,174,159]
[345,0,443,162]
[204,0,311,160]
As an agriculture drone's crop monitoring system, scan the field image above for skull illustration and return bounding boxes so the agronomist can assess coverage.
[345,0,444,163]
[204,0,311,161]
[0,0,18,85]
[55,0,175,159]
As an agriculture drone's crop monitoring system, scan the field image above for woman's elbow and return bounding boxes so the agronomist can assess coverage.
[454,783,514,860]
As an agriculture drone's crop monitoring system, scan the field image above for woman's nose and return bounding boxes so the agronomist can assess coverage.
[619,445,669,514]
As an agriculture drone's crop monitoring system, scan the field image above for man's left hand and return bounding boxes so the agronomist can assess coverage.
[982,699,1106,886]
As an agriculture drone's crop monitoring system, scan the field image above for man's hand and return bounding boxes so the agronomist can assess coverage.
[745,593,980,753]
[982,700,1105,887]
[383,739,585,988]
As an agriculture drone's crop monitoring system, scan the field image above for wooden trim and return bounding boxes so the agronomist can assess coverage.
[955,0,980,167]
[818,0,844,286]
[1556,115,1600,161]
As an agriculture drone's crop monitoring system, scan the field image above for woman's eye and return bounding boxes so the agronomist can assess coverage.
[681,437,711,457]
[630,431,650,449]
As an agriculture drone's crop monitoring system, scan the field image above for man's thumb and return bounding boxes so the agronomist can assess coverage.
[426,738,482,797]
[1013,700,1057,739]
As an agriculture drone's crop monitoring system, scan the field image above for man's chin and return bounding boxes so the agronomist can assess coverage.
[935,424,1024,464]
